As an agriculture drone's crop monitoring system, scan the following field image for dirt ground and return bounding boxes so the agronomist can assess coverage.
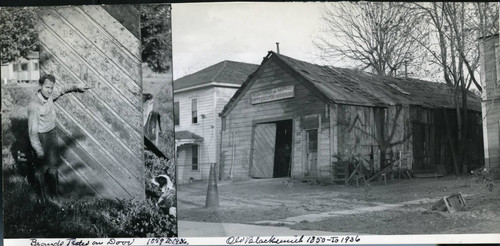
[178,175,500,235]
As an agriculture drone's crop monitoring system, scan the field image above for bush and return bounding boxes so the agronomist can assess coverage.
[3,149,178,238]
[113,199,177,237]
[3,178,177,237]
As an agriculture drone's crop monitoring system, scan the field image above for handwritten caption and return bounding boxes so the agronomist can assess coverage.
[28,235,359,246]
[226,235,361,244]
[30,238,188,246]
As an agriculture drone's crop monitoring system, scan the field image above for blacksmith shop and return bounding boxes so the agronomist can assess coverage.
[219,51,483,182]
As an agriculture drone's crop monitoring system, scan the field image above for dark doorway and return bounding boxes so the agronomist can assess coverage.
[273,120,293,178]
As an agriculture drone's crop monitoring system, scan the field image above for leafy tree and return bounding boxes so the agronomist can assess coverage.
[141,4,172,73]
[0,7,39,64]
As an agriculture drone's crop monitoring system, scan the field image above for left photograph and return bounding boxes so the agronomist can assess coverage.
[1,4,176,237]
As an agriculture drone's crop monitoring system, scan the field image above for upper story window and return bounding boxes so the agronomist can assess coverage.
[13,64,19,72]
[192,98,198,124]
[174,102,179,126]
[33,62,39,71]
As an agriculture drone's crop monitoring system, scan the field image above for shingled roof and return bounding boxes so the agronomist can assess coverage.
[221,51,481,116]
[174,60,259,91]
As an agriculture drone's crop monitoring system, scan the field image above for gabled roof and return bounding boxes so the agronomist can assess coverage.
[221,52,481,116]
[174,60,259,91]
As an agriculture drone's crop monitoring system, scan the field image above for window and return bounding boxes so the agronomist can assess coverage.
[33,62,39,71]
[307,129,318,153]
[191,98,198,124]
[13,64,19,72]
[21,63,28,71]
[192,145,198,171]
[174,102,179,126]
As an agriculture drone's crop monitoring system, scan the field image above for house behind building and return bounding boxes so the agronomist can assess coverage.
[1,51,40,84]
[173,60,258,183]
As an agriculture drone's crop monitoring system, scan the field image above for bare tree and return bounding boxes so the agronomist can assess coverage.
[413,2,498,174]
[315,2,428,77]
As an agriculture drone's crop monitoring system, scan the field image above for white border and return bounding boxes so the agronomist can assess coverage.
[4,234,500,246]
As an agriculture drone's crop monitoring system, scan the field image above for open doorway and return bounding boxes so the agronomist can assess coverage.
[250,119,293,178]
[273,120,293,177]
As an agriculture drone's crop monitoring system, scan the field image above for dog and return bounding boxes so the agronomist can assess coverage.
[151,174,175,207]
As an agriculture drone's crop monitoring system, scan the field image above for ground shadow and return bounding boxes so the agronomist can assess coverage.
[6,117,104,198]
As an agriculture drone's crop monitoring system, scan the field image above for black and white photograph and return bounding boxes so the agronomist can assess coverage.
[172,2,500,237]
[1,4,176,238]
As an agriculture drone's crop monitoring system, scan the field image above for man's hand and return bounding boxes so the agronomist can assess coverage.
[77,84,92,92]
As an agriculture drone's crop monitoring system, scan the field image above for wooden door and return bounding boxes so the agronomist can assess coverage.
[250,123,276,178]
[306,129,318,177]
[37,6,144,199]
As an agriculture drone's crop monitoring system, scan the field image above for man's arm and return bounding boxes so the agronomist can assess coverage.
[28,103,44,158]
[52,84,91,100]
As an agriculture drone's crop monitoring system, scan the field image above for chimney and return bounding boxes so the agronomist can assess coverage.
[276,42,280,54]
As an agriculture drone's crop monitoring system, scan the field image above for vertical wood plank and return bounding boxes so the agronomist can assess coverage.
[250,123,276,178]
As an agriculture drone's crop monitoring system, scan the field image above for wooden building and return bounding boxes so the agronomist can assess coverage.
[480,34,500,178]
[37,6,145,199]
[219,51,483,181]
[174,61,258,182]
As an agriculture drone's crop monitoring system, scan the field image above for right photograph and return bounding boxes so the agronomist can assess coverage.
[172,2,500,238]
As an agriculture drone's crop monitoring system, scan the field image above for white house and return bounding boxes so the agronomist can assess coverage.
[174,60,258,183]
[1,51,40,83]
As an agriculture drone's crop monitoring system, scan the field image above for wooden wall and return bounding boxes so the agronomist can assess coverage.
[37,6,144,199]
[221,55,483,180]
[480,35,500,176]
[221,59,329,180]
[334,104,411,172]
[410,106,483,173]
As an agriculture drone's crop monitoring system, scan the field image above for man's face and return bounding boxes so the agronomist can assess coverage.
[40,79,54,99]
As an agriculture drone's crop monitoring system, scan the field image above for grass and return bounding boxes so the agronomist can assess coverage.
[3,151,177,238]
[2,83,178,238]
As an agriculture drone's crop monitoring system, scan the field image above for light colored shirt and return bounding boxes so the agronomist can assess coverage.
[28,84,79,156]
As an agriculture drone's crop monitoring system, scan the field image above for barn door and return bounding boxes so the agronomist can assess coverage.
[250,123,277,178]
[37,6,144,199]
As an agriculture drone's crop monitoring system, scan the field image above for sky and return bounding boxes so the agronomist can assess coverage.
[171,2,327,80]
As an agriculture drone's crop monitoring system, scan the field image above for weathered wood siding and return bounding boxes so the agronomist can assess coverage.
[410,106,483,173]
[480,35,500,176]
[334,104,411,171]
[37,6,144,199]
[221,59,329,180]
[215,87,240,178]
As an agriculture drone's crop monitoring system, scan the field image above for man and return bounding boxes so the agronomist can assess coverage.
[28,74,90,202]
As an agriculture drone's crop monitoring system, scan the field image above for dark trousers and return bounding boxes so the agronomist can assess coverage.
[35,128,59,197]
[37,128,58,175]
